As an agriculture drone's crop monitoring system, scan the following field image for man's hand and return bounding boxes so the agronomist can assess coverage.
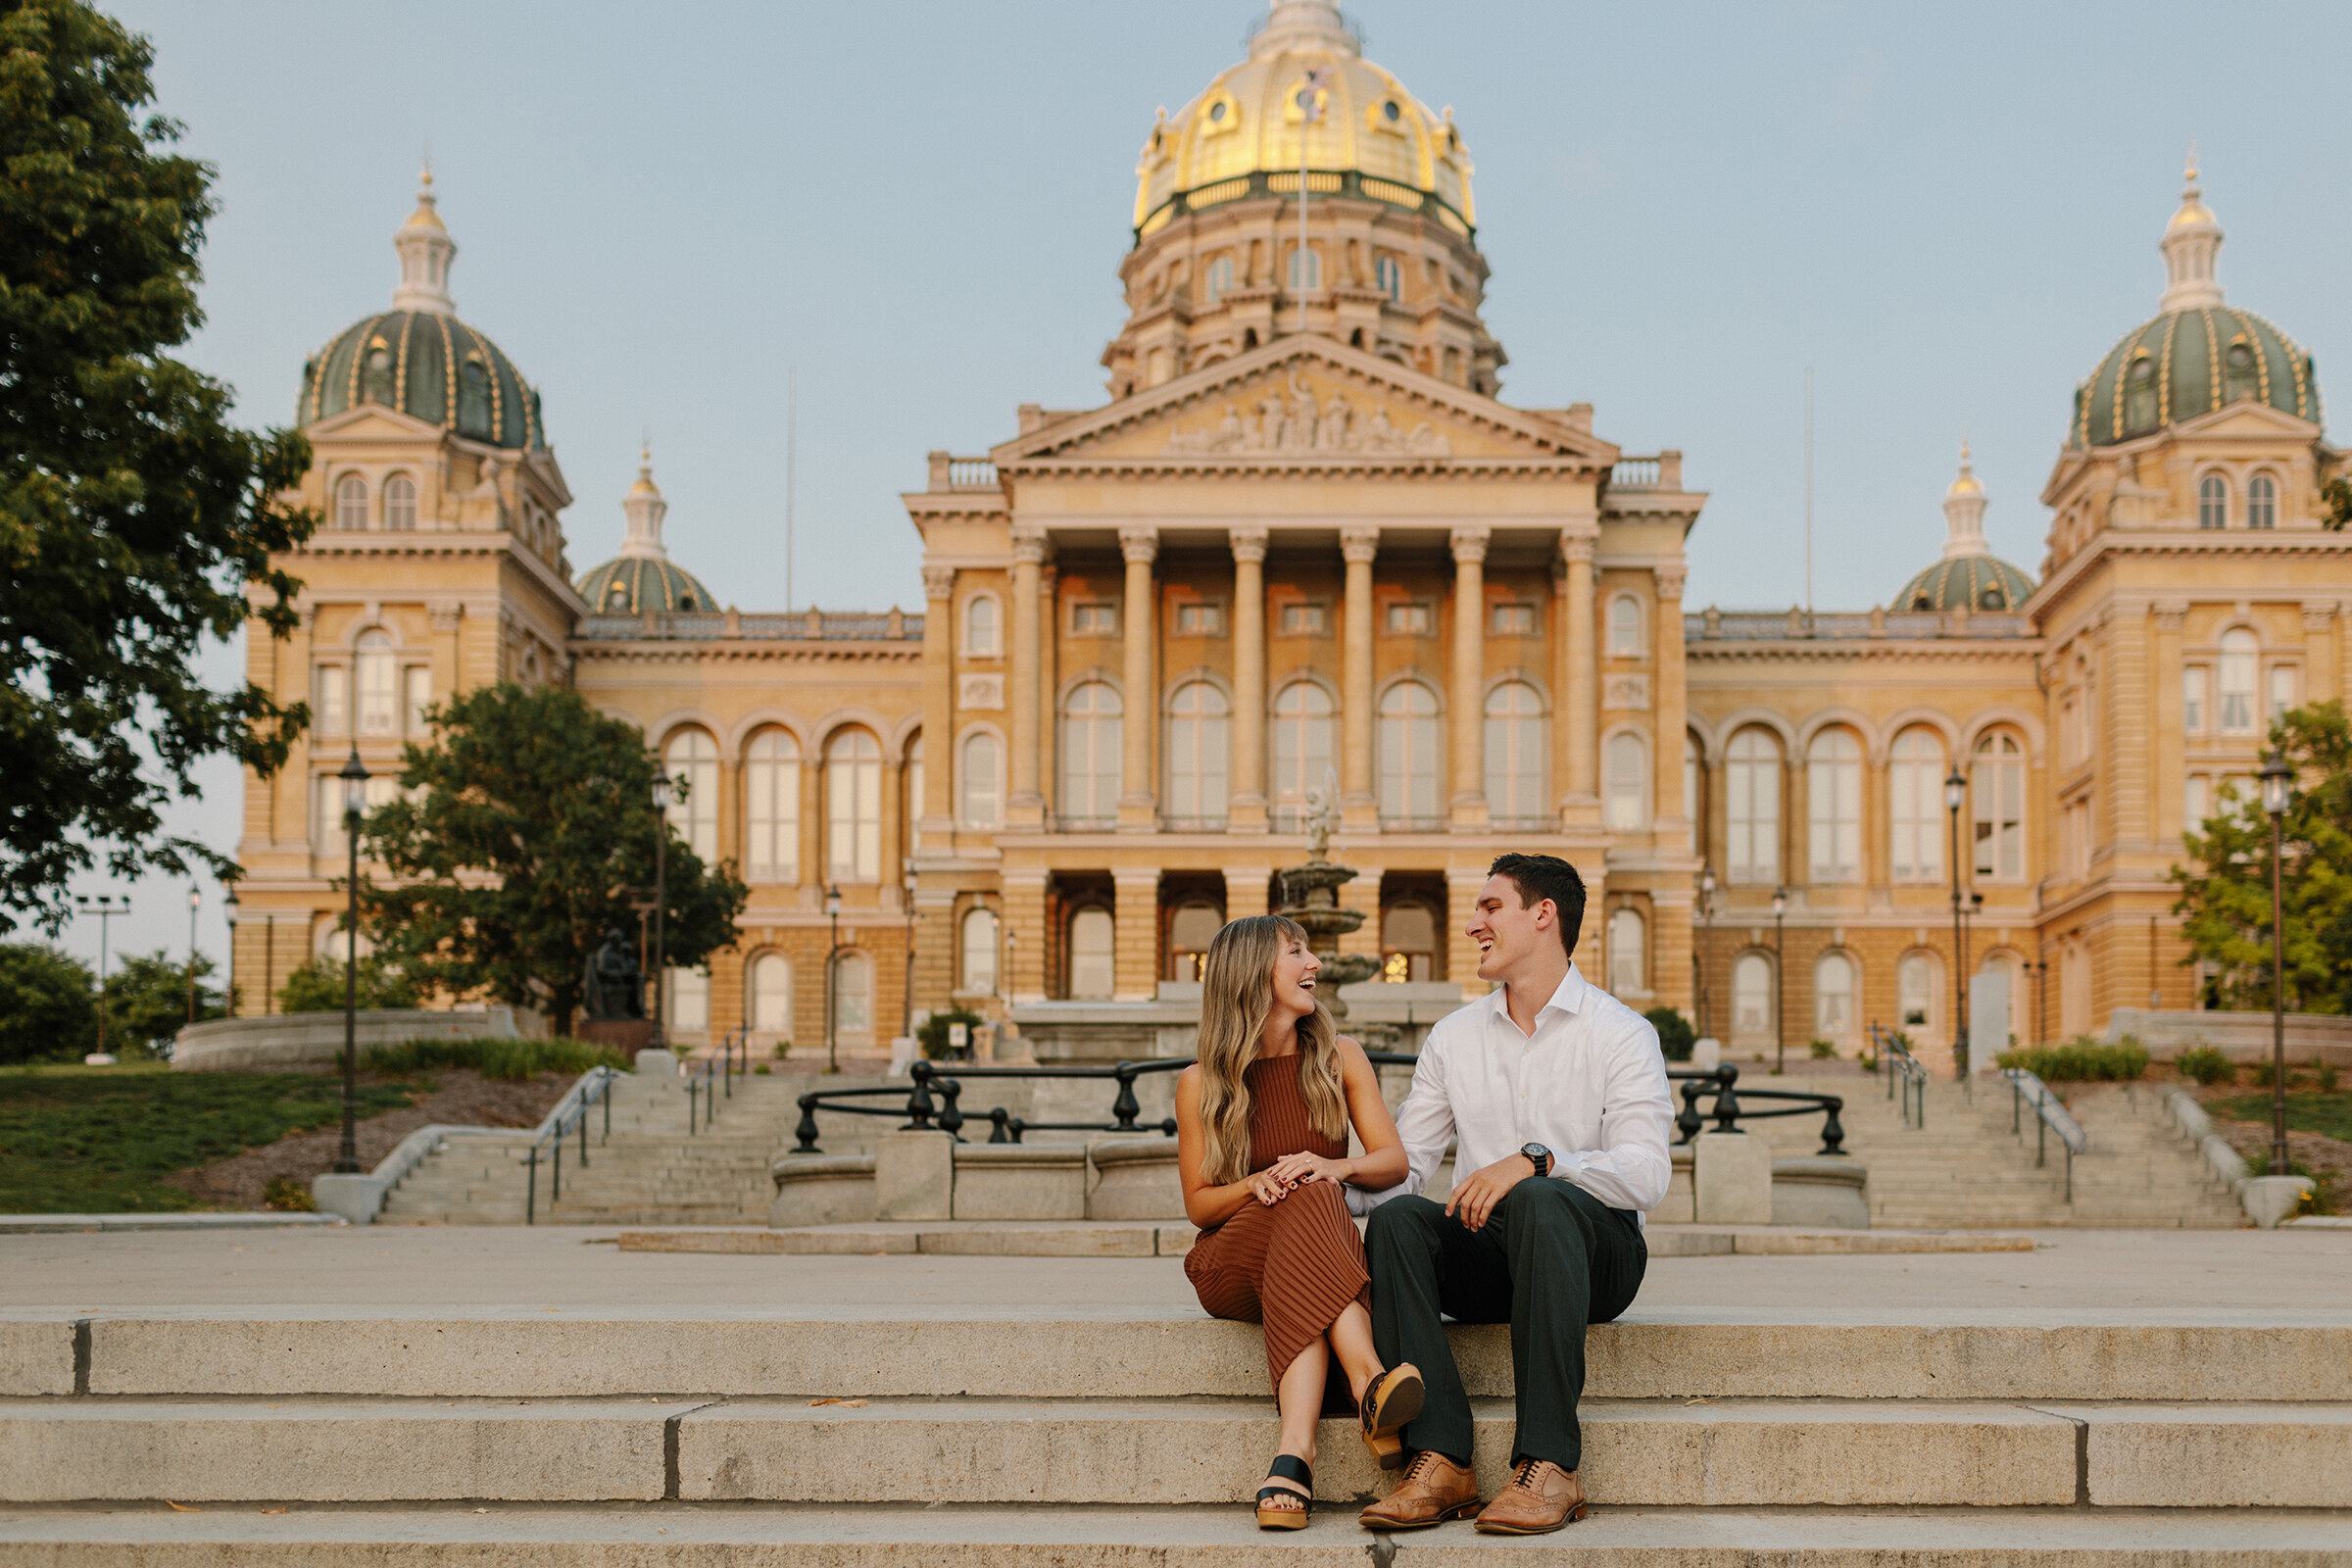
[1263,1151,1348,1189]
[1445,1152,1540,1232]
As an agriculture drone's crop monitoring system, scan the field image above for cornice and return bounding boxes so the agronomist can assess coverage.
[291,530,589,618]
[2024,528,2352,620]
[1686,639,2042,664]
[567,641,924,664]
[997,454,1608,482]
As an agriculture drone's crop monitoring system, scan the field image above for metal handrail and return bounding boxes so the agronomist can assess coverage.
[787,1055,1191,1153]
[2004,1067,2085,1202]
[1870,1022,1928,1129]
[522,1066,619,1225]
[686,1025,748,1135]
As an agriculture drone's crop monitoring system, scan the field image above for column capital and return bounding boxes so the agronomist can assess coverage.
[2152,599,2188,631]
[1118,525,1159,566]
[426,599,464,631]
[2304,600,2341,630]
[1559,527,1596,566]
[1229,524,1269,564]
[1010,524,1052,565]
[1448,524,1491,564]
[1655,563,1688,601]
[1340,523,1381,564]
[920,564,956,602]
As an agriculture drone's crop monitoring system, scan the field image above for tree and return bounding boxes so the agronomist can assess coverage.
[102,948,222,1054]
[357,684,748,1035]
[0,943,97,1063]
[0,0,315,935]
[274,953,418,1015]
[2174,700,2352,1014]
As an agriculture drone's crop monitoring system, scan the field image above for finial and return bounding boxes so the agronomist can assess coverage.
[2182,140,2198,195]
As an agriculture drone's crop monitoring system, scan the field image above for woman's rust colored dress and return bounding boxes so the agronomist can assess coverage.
[1184,1053,1372,1391]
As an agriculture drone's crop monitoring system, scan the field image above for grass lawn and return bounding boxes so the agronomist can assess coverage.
[2206,1091,2352,1144]
[0,1063,421,1213]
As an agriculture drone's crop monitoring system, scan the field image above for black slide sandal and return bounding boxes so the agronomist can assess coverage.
[1254,1453,1313,1530]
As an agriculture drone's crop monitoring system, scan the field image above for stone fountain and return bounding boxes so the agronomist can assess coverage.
[1275,783,1392,1042]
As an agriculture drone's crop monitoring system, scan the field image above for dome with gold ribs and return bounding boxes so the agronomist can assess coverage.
[1130,0,1475,245]
[1893,446,2035,612]
[574,448,717,614]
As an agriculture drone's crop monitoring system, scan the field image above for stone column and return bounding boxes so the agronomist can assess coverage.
[1007,526,1048,827]
[1446,869,1489,1000]
[1113,868,1161,1001]
[1652,889,1694,1012]
[919,564,956,833]
[1038,564,1059,817]
[1229,526,1270,832]
[1003,869,1050,1004]
[2153,602,2187,843]
[2306,602,2341,706]
[1118,526,1158,829]
[1652,564,1689,836]
[1340,524,1380,822]
[878,755,904,902]
[799,754,824,897]
[1223,864,1273,922]
[1449,525,1492,827]
[1861,743,1890,895]
[1560,525,1598,820]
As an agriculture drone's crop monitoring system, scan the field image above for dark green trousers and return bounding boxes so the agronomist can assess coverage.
[1365,1178,1646,1472]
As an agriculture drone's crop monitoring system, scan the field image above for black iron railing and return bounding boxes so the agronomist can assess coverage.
[1660,1062,1847,1156]
[1869,1022,1929,1128]
[685,1025,749,1135]
[523,1066,619,1225]
[2004,1066,2085,1201]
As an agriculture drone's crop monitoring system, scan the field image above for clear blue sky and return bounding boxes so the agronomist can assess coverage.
[64,0,2352,973]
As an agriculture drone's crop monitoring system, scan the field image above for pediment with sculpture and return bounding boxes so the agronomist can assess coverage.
[1162,370,1452,457]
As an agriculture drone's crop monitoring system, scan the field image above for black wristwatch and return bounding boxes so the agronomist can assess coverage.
[1520,1143,1552,1179]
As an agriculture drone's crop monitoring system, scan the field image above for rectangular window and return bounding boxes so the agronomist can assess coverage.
[2269,665,2298,722]
[2181,667,2206,734]
[1278,602,1328,636]
[1173,602,1223,636]
[315,664,348,737]
[2184,774,2208,832]
[1490,603,1537,636]
[402,666,432,736]
[1071,602,1118,636]
[1385,602,1433,636]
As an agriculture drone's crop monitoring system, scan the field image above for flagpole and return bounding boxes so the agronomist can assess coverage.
[785,367,798,612]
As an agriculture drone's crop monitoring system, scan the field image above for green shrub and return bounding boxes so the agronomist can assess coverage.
[2176,1046,2234,1086]
[362,1036,627,1081]
[2321,1063,2341,1093]
[261,1176,315,1211]
[1644,1006,1695,1063]
[1995,1035,2150,1082]
[0,945,98,1063]
[754,1062,772,1075]
[1808,1039,1838,1059]
[277,954,418,1013]
[918,1008,989,1060]
[771,1040,792,1060]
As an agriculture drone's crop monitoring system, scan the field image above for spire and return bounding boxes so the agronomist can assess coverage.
[1940,442,1989,561]
[391,162,459,315]
[1251,0,1357,58]
[617,443,668,560]
[2158,149,2224,312]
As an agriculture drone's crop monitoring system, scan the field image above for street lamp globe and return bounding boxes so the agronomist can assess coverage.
[1699,864,1717,901]
[2259,752,2293,818]
[340,745,370,819]
[652,769,672,809]
[188,887,201,913]
[1771,887,1787,919]
[1943,766,1966,814]
[825,884,844,919]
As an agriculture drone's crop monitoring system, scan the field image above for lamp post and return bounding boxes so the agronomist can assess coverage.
[1944,764,1969,1077]
[2028,956,2047,1049]
[335,745,369,1174]
[2259,750,2294,1176]
[221,889,239,1018]
[901,867,917,1041]
[823,884,844,1074]
[185,887,202,1026]
[75,893,130,1058]
[1696,864,1718,1042]
[1771,886,1788,1074]
[649,768,671,1050]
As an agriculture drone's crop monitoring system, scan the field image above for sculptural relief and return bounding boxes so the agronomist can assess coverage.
[1165,372,1452,456]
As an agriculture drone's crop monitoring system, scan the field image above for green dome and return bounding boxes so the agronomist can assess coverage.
[576,556,717,614]
[1894,554,2034,613]
[2071,306,2320,449]
[299,310,546,451]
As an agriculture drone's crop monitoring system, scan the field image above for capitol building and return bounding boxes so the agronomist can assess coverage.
[229,0,2352,1066]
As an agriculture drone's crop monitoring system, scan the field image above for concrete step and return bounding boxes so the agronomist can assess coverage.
[8,1394,2346,1508]
[3,1501,2347,1564]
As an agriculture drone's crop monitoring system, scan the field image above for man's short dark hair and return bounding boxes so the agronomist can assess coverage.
[1488,853,1586,959]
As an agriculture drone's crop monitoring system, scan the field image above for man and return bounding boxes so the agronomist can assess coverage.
[1357,853,1672,1535]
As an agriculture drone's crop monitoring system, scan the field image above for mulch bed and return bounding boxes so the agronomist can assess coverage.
[163,1068,573,1209]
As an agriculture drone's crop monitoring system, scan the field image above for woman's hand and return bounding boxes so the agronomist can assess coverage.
[1262,1151,1349,1189]
[1250,1169,1291,1206]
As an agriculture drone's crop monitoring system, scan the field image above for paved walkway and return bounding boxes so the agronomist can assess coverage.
[2,1225,2344,1320]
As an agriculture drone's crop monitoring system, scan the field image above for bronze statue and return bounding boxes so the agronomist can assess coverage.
[582,927,644,1021]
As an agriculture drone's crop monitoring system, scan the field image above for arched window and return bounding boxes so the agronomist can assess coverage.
[748,953,792,1035]
[2198,473,2229,530]
[744,730,800,883]
[825,729,881,881]
[354,632,397,737]
[1889,728,1944,882]
[2124,355,2158,433]
[2247,472,2278,529]
[663,730,720,861]
[963,595,999,656]
[334,474,368,531]
[665,966,710,1034]
[1972,731,2026,879]
[403,666,431,735]
[1374,253,1400,301]
[1898,952,1936,1032]
[2218,630,2258,733]
[1483,681,1544,819]
[1607,906,1646,996]
[831,950,872,1036]
[1166,901,1223,982]
[1068,906,1114,1001]
[1726,728,1781,883]
[1604,731,1647,830]
[1203,254,1234,303]
[1732,953,1774,1042]
[1806,728,1862,882]
[1381,902,1437,982]
[1164,681,1230,824]
[1059,682,1123,824]
[1814,952,1855,1043]
[959,730,1002,829]
[1287,244,1322,290]
[960,906,999,994]
[1377,682,1441,822]
[1270,681,1334,819]
[1608,594,1643,656]
[382,474,416,531]
[457,359,492,439]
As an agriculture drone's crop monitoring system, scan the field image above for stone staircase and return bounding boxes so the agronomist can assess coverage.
[1,1301,2345,1560]
[1750,1070,2244,1228]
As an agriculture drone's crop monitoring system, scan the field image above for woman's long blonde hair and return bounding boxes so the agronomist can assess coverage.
[1193,914,1348,1185]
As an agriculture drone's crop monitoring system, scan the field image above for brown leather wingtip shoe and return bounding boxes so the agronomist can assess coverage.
[1357,1449,1479,1532]
[1473,1458,1588,1535]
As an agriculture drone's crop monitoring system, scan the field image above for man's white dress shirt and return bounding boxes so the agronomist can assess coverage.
[1367,962,1674,1223]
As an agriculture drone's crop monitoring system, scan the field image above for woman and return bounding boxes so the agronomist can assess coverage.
[1176,914,1423,1530]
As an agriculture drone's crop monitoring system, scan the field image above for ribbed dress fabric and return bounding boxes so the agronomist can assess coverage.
[1184,1053,1373,1391]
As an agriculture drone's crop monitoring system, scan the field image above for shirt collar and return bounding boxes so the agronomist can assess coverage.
[1484,963,1588,1028]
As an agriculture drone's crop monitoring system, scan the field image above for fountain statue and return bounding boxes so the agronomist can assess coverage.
[1274,778,1388,1035]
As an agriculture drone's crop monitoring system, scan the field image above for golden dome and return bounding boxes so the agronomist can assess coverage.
[1945,442,1983,499]
[1132,1,1474,236]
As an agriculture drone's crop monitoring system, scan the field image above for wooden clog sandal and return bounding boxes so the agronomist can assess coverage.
[1359,1361,1426,1470]
[1254,1454,1313,1530]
